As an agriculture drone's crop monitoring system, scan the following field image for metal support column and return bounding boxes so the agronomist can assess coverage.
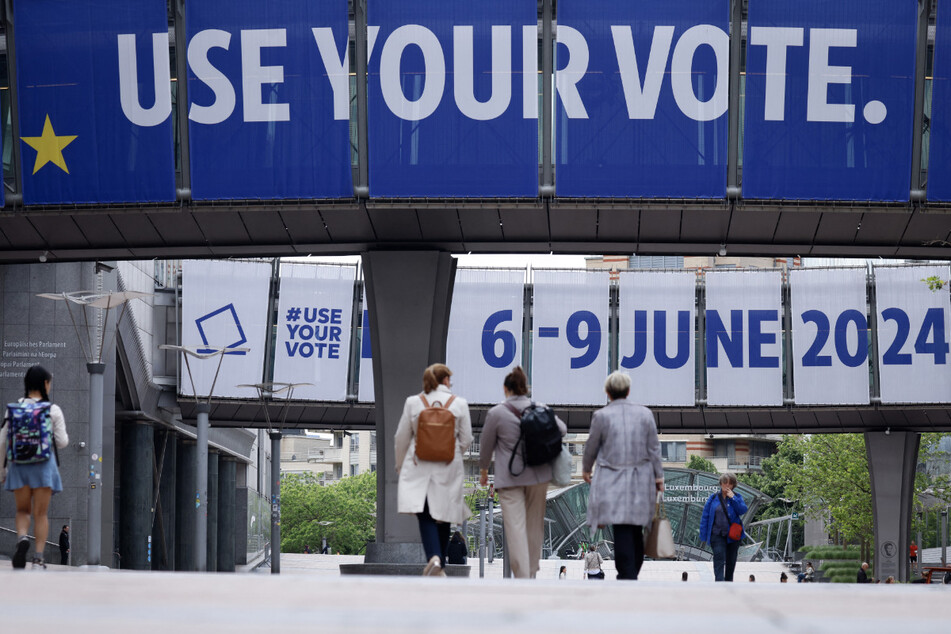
[726,0,743,194]
[541,0,553,191]
[195,404,210,571]
[86,362,106,567]
[206,452,219,572]
[174,0,191,194]
[270,431,282,574]
[217,458,237,572]
[909,0,933,193]
[354,0,369,194]
[3,0,23,197]
[119,421,153,570]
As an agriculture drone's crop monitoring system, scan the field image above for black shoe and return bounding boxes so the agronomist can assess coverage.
[12,538,29,569]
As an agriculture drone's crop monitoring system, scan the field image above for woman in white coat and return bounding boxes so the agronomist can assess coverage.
[395,363,472,576]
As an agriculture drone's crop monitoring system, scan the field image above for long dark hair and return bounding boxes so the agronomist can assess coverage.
[24,365,52,401]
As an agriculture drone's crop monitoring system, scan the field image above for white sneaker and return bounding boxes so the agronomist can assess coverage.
[422,556,441,576]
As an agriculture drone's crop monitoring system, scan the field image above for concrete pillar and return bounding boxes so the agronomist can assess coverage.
[119,421,153,570]
[176,439,197,571]
[865,431,919,582]
[362,251,456,563]
[207,451,219,572]
[152,430,176,570]
[217,457,237,572]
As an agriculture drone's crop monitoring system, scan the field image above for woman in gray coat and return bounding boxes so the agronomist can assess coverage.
[582,371,664,580]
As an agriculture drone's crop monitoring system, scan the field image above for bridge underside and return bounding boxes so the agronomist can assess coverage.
[181,400,951,434]
[2,200,950,264]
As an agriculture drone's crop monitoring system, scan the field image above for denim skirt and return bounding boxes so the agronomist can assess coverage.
[4,453,63,492]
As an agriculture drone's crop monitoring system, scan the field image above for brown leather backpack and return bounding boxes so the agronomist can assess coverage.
[414,394,456,463]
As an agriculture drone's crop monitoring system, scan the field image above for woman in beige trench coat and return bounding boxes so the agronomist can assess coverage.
[395,363,472,576]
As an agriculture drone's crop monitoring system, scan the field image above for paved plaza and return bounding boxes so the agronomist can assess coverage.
[3,555,949,633]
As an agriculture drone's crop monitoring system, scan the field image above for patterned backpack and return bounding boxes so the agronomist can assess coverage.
[5,401,54,464]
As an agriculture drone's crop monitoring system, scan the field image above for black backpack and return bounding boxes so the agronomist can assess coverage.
[505,402,562,476]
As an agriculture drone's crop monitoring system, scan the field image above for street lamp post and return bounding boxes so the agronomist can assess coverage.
[160,344,248,571]
[38,287,150,568]
[238,382,310,575]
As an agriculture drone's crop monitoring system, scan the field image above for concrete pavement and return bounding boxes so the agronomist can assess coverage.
[3,555,949,633]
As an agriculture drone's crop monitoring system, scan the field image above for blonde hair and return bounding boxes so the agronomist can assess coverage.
[604,371,631,400]
[422,363,452,392]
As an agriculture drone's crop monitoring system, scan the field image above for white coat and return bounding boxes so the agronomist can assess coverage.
[395,384,473,524]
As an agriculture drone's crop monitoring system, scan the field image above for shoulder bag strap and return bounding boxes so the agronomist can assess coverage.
[419,394,430,408]
[504,401,527,477]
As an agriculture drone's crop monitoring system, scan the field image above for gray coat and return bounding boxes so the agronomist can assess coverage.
[582,398,663,528]
[479,395,567,489]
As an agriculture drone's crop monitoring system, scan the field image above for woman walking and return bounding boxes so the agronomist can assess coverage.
[1,365,69,569]
[582,371,664,581]
[479,367,566,578]
[395,363,472,576]
[698,472,748,581]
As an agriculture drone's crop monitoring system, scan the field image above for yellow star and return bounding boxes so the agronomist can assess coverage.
[20,115,78,175]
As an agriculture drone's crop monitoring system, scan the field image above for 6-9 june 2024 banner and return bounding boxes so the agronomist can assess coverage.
[186,0,352,200]
[15,0,175,204]
[926,1,951,201]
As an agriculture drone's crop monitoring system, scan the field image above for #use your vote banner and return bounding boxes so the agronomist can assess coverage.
[743,0,917,201]
[273,263,356,401]
[367,0,538,197]
[181,260,272,398]
[556,0,729,197]
[446,269,525,404]
[705,270,783,406]
[789,268,869,405]
[875,266,951,404]
[15,0,175,204]
[186,0,352,200]
[531,270,610,405]
[617,271,697,406]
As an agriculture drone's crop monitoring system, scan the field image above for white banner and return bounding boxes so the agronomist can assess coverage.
[705,270,783,406]
[447,269,525,404]
[273,263,356,401]
[531,270,610,405]
[617,271,696,406]
[790,268,870,405]
[357,287,374,402]
[181,260,271,398]
[875,266,951,404]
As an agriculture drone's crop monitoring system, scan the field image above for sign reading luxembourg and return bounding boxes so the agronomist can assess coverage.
[15,0,175,204]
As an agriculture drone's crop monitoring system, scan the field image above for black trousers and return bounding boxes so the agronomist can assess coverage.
[613,524,644,580]
[416,499,451,568]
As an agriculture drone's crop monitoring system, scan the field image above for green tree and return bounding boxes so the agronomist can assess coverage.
[280,471,377,555]
[686,455,718,474]
[738,438,806,550]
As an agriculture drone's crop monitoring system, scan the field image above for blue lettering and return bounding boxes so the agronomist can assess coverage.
[654,310,691,370]
[286,323,300,339]
[304,308,320,323]
[881,307,912,365]
[706,309,743,368]
[318,308,331,323]
[801,310,832,367]
[331,309,343,324]
[834,309,868,368]
[566,310,601,369]
[914,307,949,364]
[481,310,517,369]
[361,310,372,359]
[620,310,648,369]
[748,310,779,368]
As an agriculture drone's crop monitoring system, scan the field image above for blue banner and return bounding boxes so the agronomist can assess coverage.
[186,0,352,200]
[928,2,951,201]
[555,0,729,198]
[743,0,917,201]
[15,0,174,204]
[367,0,538,197]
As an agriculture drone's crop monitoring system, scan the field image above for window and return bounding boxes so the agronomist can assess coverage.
[661,441,686,463]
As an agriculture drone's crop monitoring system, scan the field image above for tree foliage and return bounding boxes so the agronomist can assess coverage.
[280,471,377,555]
[686,455,718,474]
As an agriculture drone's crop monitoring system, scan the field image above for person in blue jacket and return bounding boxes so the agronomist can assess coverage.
[698,472,748,582]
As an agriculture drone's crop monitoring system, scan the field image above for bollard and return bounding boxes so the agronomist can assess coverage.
[942,509,948,567]
[487,494,495,564]
[478,503,486,579]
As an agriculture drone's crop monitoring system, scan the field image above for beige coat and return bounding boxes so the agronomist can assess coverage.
[395,384,473,524]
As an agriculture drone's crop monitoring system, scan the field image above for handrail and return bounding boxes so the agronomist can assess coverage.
[0,524,59,549]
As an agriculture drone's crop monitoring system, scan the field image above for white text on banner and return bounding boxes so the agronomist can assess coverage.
[790,268,870,405]
[705,270,783,406]
[273,263,356,401]
[181,260,271,398]
[617,271,696,406]
[531,270,610,405]
[358,287,374,402]
[875,266,951,404]
[446,269,525,404]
